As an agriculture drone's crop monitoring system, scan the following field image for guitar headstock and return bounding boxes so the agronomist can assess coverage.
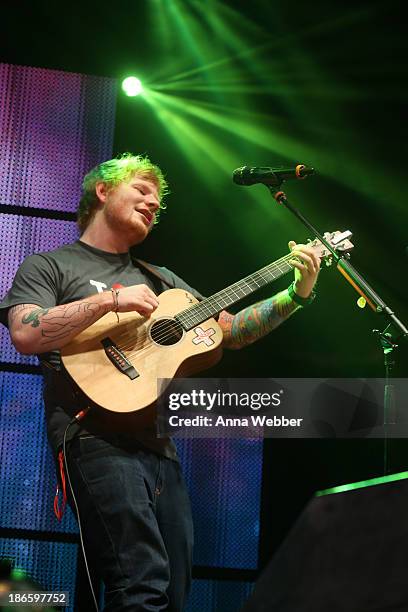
[309,230,354,266]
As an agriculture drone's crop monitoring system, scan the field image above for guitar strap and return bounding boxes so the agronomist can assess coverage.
[131,257,176,293]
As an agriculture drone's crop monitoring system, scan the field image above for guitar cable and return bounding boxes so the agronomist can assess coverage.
[62,407,100,612]
[42,360,99,610]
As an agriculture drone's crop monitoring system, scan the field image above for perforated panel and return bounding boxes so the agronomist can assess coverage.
[186,578,254,612]
[0,62,116,610]
[176,439,262,569]
[0,372,77,534]
[0,63,117,211]
[0,214,78,364]
[0,538,77,612]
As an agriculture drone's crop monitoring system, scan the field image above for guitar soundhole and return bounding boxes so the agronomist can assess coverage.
[150,318,184,346]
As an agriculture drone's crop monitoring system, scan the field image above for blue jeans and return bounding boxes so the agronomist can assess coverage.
[65,434,193,611]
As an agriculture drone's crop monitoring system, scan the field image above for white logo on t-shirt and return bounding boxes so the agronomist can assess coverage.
[89,280,108,293]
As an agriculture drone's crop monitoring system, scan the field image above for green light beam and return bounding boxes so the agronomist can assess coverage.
[143,88,406,211]
[142,91,280,249]
[159,4,376,85]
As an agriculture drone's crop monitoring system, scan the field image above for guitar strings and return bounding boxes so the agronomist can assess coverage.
[114,253,296,355]
[112,253,296,359]
[113,253,294,354]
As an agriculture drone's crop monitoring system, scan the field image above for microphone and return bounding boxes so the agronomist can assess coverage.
[232,164,315,187]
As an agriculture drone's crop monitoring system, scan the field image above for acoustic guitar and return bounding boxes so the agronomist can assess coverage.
[61,231,353,414]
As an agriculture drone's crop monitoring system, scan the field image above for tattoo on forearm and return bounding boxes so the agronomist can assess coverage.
[218,310,235,347]
[18,302,102,344]
[8,304,36,324]
[22,308,50,327]
[219,290,299,349]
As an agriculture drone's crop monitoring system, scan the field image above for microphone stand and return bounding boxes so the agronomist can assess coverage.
[268,185,408,475]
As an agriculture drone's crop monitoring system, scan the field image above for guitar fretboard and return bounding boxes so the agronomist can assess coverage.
[176,253,294,331]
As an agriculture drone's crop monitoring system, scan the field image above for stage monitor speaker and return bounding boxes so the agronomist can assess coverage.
[242,473,408,612]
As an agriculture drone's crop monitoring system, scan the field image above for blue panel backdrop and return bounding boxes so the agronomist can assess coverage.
[0,63,116,212]
[0,372,77,534]
[0,63,117,604]
[176,438,262,570]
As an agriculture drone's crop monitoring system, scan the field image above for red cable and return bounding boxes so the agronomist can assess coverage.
[53,450,67,521]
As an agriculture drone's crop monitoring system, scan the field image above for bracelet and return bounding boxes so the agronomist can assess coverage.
[111,288,120,322]
[287,281,316,307]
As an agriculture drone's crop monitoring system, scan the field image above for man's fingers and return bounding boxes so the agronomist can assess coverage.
[137,295,159,315]
[291,246,321,273]
[289,259,308,273]
[145,296,160,310]
[141,285,159,303]
[288,242,321,268]
[114,284,160,314]
[290,251,317,273]
[135,302,157,317]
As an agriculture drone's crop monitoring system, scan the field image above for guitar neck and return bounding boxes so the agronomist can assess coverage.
[176,253,294,331]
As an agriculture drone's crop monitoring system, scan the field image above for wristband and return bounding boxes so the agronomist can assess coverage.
[111,288,120,322]
[287,281,316,307]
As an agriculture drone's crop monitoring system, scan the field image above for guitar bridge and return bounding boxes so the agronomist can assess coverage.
[101,337,139,380]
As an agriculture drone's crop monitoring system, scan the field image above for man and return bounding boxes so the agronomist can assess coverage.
[0,153,320,611]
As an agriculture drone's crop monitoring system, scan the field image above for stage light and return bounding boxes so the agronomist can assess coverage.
[121,77,143,97]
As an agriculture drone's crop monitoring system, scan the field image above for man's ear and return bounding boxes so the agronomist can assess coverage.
[95,181,109,203]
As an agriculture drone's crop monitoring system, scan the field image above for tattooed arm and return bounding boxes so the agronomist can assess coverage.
[219,241,320,350]
[8,283,160,355]
[8,296,113,355]
[219,291,300,349]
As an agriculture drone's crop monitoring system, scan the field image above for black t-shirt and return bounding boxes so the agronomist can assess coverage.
[0,240,204,459]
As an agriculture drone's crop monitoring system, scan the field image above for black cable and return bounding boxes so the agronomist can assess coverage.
[62,407,99,612]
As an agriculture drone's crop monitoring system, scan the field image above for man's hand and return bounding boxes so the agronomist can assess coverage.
[115,284,159,316]
[288,240,321,298]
